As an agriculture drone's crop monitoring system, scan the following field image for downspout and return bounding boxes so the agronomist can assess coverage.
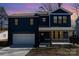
[49,11,50,27]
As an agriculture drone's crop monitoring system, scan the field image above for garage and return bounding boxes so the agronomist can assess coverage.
[12,34,35,46]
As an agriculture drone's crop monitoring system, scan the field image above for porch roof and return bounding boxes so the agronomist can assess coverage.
[39,27,75,31]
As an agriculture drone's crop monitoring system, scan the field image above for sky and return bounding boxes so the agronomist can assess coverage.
[0,3,78,26]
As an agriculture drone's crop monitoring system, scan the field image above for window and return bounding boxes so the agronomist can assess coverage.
[63,31,68,39]
[63,16,67,23]
[15,19,18,25]
[58,16,62,24]
[3,34,6,37]
[30,19,33,25]
[60,31,63,38]
[55,31,58,39]
[53,16,57,23]
[42,18,46,22]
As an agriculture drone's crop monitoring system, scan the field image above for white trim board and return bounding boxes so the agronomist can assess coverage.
[52,42,73,45]
[39,27,74,31]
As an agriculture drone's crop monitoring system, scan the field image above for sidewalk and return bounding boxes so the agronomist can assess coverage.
[0,47,32,56]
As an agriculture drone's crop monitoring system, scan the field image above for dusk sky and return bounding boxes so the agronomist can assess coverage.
[0,3,78,26]
[0,3,76,14]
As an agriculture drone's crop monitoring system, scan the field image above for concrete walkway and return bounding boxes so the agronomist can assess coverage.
[0,47,32,56]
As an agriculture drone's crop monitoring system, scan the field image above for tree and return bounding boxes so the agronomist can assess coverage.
[0,7,8,31]
[72,4,79,36]
[37,3,63,14]
[72,3,79,16]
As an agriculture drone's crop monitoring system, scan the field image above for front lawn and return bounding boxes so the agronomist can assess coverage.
[26,45,79,56]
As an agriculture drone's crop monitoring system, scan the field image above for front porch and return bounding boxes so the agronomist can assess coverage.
[38,30,74,47]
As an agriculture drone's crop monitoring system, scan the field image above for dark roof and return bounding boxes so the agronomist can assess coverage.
[9,12,49,18]
[51,7,73,15]
[9,13,38,18]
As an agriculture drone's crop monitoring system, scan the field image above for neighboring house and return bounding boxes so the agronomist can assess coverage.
[0,7,8,30]
[0,31,8,41]
[8,7,75,47]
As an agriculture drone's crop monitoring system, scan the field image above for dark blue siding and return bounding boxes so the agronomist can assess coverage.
[9,17,38,33]
[39,16,49,27]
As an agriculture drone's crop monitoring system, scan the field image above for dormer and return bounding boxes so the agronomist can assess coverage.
[50,7,72,27]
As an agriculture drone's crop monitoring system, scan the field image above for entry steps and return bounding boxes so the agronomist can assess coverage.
[39,42,73,48]
[52,42,73,45]
[39,43,50,48]
[51,42,73,48]
[52,39,69,42]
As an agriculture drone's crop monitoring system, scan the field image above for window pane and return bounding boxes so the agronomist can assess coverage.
[30,19,33,25]
[63,16,67,23]
[3,34,6,37]
[15,19,18,25]
[58,16,62,24]
[63,31,68,39]
[42,18,46,22]
[60,31,63,39]
[53,16,57,23]
[55,31,58,39]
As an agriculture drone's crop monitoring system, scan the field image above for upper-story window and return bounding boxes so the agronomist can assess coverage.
[42,18,46,22]
[58,16,62,24]
[15,19,18,26]
[53,16,57,23]
[63,16,67,23]
[30,19,34,25]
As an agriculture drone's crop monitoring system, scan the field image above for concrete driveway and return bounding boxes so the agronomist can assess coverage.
[0,47,32,56]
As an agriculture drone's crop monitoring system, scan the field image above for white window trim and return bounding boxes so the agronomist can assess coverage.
[42,18,46,22]
[30,19,34,25]
[15,19,18,25]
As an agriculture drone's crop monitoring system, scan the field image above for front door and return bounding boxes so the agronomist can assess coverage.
[39,32,50,43]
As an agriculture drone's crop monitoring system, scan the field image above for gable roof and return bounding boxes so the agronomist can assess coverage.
[51,7,73,15]
[9,12,48,18]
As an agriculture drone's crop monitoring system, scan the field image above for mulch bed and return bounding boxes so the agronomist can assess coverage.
[0,41,8,46]
[26,47,79,56]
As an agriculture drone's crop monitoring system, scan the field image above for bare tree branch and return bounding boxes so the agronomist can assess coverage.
[72,3,79,16]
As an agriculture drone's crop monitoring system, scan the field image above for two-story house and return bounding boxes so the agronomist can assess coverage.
[8,7,74,47]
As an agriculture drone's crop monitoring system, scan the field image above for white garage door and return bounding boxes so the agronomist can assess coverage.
[13,34,35,45]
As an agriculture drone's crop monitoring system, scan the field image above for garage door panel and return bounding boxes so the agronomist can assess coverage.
[13,34,35,45]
